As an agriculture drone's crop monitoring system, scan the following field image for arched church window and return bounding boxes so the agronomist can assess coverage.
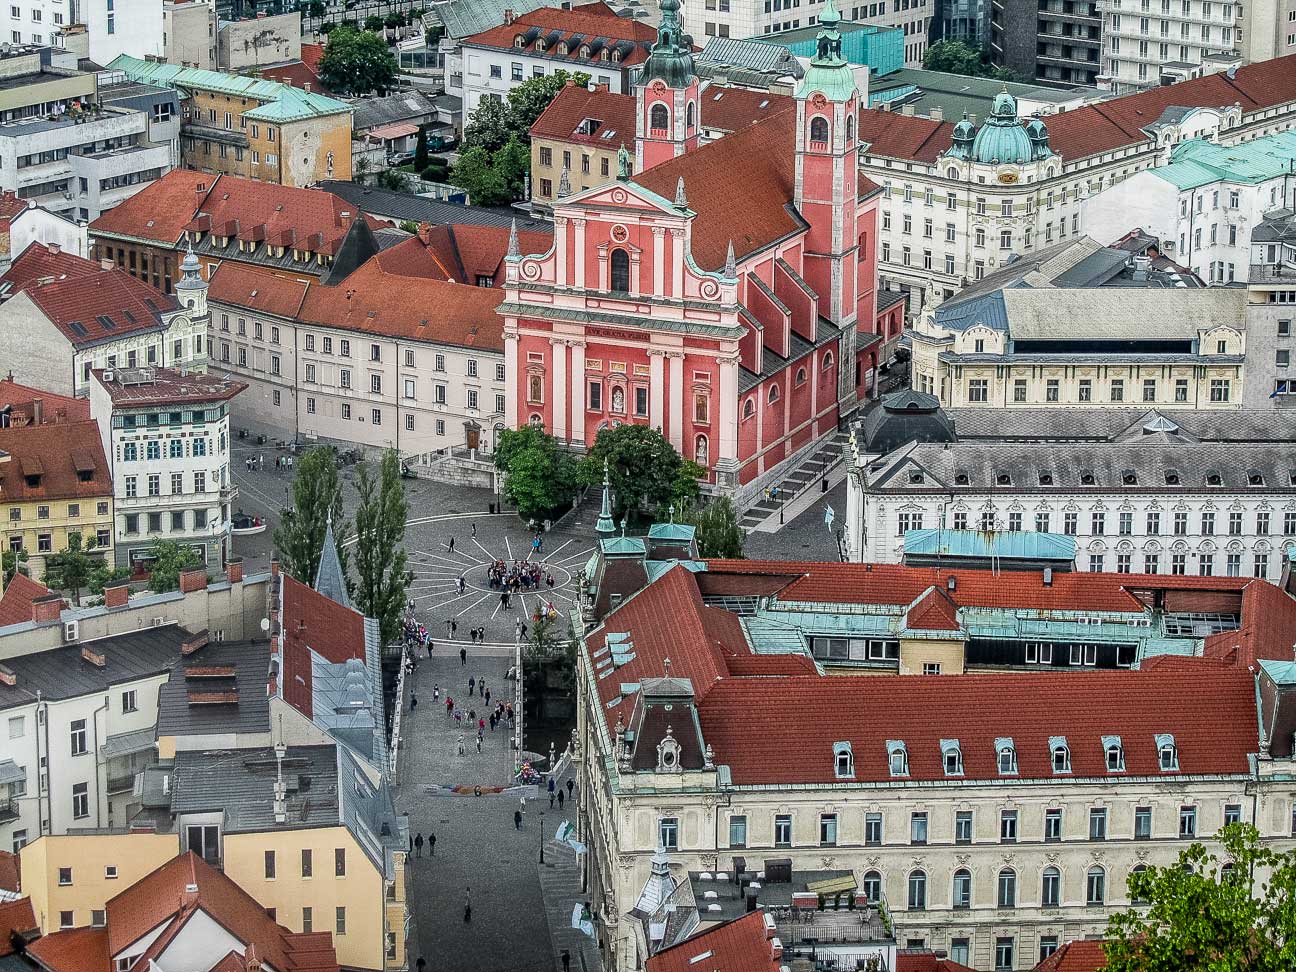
[610,248,631,293]
[810,116,829,144]
[686,102,695,129]
[845,115,854,143]
[650,103,669,132]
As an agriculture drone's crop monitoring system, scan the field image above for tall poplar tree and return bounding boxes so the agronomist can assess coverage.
[274,447,350,586]
[351,450,410,646]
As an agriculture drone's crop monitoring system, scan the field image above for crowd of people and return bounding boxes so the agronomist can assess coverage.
[486,558,556,594]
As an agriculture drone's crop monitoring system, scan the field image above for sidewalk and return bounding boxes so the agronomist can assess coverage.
[538,762,602,972]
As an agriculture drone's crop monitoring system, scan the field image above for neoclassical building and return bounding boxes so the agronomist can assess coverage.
[856,54,1296,316]
[571,554,1296,972]
[503,0,904,497]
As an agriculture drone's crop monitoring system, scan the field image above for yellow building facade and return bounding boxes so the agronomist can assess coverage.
[20,832,180,932]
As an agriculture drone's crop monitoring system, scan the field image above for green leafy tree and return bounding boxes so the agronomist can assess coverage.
[364,14,384,31]
[2,549,29,586]
[581,425,703,523]
[308,1,326,20]
[462,98,513,154]
[504,70,591,136]
[318,26,397,96]
[274,446,351,587]
[448,145,510,205]
[88,563,130,596]
[354,154,373,185]
[1105,824,1296,972]
[494,136,531,198]
[399,219,419,233]
[145,540,204,594]
[922,39,1022,82]
[384,11,402,29]
[414,125,429,170]
[42,533,100,606]
[495,426,580,523]
[685,498,745,559]
[351,450,410,646]
[524,609,572,663]
[375,168,410,191]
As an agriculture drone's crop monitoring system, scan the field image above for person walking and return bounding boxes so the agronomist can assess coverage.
[458,576,466,595]
[459,646,467,666]
[469,676,476,695]
[471,522,477,539]
[549,790,555,809]
[463,888,472,923]
[448,536,456,554]
[409,693,418,712]
[450,619,458,640]
[566,778,575,799]
[475,735,482,753]
[413,833,424,857]
[548,777,556,799]
[558,789,565,810]
[433,684,440,703]
[561,951,571,972]
[485,688,491,706]
[514,809,523,830]
[429,832,436,856]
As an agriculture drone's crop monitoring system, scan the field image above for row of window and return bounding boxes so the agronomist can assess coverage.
[187,138,277,166]
[696,800,1233,854]
[262,846,348,879]
[79,334,202,383]
[7,502,109,522]
[120,437,210,461]
[122,470,221,498]
[902,508,1296,538]
[122,510,213,536]
[6,529,110,554]
[961,374,1230,404]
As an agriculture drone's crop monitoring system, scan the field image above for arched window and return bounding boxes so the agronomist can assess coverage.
[1129,864,1149,903]
[952,869,971,909]
[907,870,927,910]
[1086,866,1106,906]
[810,116,829,143]
[833,741,853,779]
[767,385,780,404]
[610,248,630,293]
[514,35,525,48]
[862,870,882,903]
[822,350,834,370]
[845,115,854,143]
[1052,744,1071,773]
[650,103,669,132]
[579,45,590,57]
[742,398,755,419]
[795,367,807,386]
[997,743,1018,775]
[686,101,695,128]
[528,414,543,427]
[1041,866,1061,907]
[997,868,1017,908]
[1220,862,1239,884]
[694,434,709,467]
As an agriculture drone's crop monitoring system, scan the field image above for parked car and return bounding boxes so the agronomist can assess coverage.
[387,151,416,166]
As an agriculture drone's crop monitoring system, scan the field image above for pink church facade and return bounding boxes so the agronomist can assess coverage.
[502,0,898,492]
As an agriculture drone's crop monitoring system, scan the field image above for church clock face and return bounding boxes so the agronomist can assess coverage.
[651,79,667,93]
[811,92,828,109]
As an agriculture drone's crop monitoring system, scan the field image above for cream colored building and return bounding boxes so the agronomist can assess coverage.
[19,831,179,931]
[571,558,1296,972]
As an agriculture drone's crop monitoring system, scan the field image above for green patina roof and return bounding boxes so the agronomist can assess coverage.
[639,0,696,88]
[902,528,1076,562]
[645,559,705,582]
[1152,130,1296,191]
[795,0,858,103]
[1260,659,1296,686]
[647,522,696,542]
[107,54,353,122]
[600,536,647,557]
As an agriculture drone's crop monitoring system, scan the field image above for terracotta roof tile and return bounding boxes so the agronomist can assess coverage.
[530,84,637,144]
[0,850,20,894]
[6,258,179,347]
[897,951,977,972]
[0,897,36,956]
[25,925,110,971]
[856,109,953,163]
[698,84,793,134]
[375,225,551,284]
[207,263,310,320]
[0,378,91,423]
[465,4,656,66]
[1,241,101,294]
[646,911,779,972]
[88,168,219,246]
[92,367,247,409]
[1034,939,1108,972]
[0,191,26,221]
[0,573,56,628]
[905,586,961,631]
[281,573,367,720]
[0,420,112,503]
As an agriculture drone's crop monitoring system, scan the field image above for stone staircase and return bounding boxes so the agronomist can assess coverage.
[738,428,850,532]
[539,829,602,972]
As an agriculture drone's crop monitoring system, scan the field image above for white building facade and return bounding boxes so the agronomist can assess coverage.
[844,435,1295,579]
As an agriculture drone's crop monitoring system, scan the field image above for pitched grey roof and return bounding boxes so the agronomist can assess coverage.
[0,626,187,712]
[430,0,550,38]
[699,36,804,77]
[316,180,554,233]
[944,407,1296,444]
[351,90,441,132]
[994,288,1244,340]
[156,639,272,737]
[169,745,342,832]
[313,517,353,610]
[865,440,1296,493]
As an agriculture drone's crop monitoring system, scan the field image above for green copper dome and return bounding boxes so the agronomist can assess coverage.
[640,0,695,88]
[795,0,857,103]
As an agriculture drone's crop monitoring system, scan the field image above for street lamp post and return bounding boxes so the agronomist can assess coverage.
[539,810,546,864]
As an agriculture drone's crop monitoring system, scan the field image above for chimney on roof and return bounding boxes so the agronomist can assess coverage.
[104,582,129,609]
[595,82,609,93]
[0,666,14,688]
[340,211,351,221]
[30,398,42,426]
[227,557,243,584]
[303,82,310,92]
[100,259,114,271]
[45,243,60,255]
[416,221,434,246]
[1043,567,1053,587]
[271,556,280,577]
[968,113,977,125]
[504,7,515,24]
[31,595,61,624]
[81,645,106,668]
[930,106,944,122]
[902,104,915,117]
[179,568,207,594]
[181,631,209,655]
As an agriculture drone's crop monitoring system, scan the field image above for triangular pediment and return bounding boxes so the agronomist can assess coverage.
[562,179,683,216]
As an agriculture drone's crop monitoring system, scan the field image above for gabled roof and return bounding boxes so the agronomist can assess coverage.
[463,3,657,67]
[0,241,100,295]
[0,377,91,423]
[646,910,779,972]
[905,586,961,632]
[281,573,367,721]
[261,43,328,93]
[373,224,551,283]
[0,573,55,628]
[1033,939,1107,972]
[25,925,110,971]
[107,54,353,122]
[529,82,636,145]
[0,420,112,503]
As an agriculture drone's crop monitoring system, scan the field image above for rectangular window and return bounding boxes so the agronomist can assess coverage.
[819,814,838,846]
[302,907,312,933]
[301,848,312,878]
[865,812,882,846]
[1000,810,1018,842]
[911,812,928,845]
[774,814,792,847]
[70,720,87,756]
[1045,808,1062,842]
[1180,805,1197,838]
[955,811,973,844]
[995,938,1014,972]
[1090,807,1108,840]
[265,850,276,878]
[72,782,88,819]
[728,815,747,848]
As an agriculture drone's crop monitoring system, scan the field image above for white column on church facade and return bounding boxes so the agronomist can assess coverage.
[718,354,739,462]
[667,351,684,450]
[504,332,519,429]
[550,339,568,440]
[569,341,586,445]
[573,219,586,290]
[555,216,568,286]
[648,349,665,431]
[652,227,665,296]
[670,229,684,298]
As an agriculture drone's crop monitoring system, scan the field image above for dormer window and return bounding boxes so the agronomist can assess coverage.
[887,740,908,777]
[579,45,590,57]
[1122,470,1137,486]
[1103,735,1125,772]
[1039,472,1054,486]
[557,42,568,55]
[955,471,970,486]
[1165,469,1181,485]
[1205,470,1223,486]
[535,39,545,51]
[941,739,963,776]
[1247,470,1265,486]
[1080,471,1096,486]
[1049,736,1071,773]
[600,48,609,60]
[996,738,1017,775]
[611,49,621,62]
[834,741,854,779]
[996,473,1011,486]
[1156,733,1179,771]
[514,35,525,48]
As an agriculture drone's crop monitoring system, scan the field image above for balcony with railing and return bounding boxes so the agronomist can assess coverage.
[1251,262,1296,284]
[0,798,19,823]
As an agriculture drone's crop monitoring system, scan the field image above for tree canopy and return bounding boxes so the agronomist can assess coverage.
[680,497,745,558]
[274,446,351,589]
[318,26,397,96]
[351,450,410,647]
[1104,824,1296,972]
[581,425,703,523]
[922,40,1020,82]
[495,425,581,523]
[42,533,100,606]
[145,540,204,594]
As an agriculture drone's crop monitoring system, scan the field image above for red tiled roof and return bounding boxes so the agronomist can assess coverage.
[906,586,961,631]
[0,191,26,221]
[1034,939,1108,972]
[207,262,310,320]
[0,849,20,893]
[646,911,778,972]
[1203,579,1296,670]
[25,925,110,971]
[637,106,801,268]
[530,83,637,144]
[0,420,112,503]
[858,53,1296,163]
[897,951,977,972]
[1,241,101,294]
[0,377,91,423]
[698,85,793,134]
[465,4,656,67]
[92,367,247,408]
[89,170,373,257]
[13,262,178,348]
[700,664,1257,785]
[0,573,55,628]
[261,45,329,94]
[301,43,324,72]
[106,852,339,972]
[0,897,36,956]
[374,225,552,284]
[280,574,367,720]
